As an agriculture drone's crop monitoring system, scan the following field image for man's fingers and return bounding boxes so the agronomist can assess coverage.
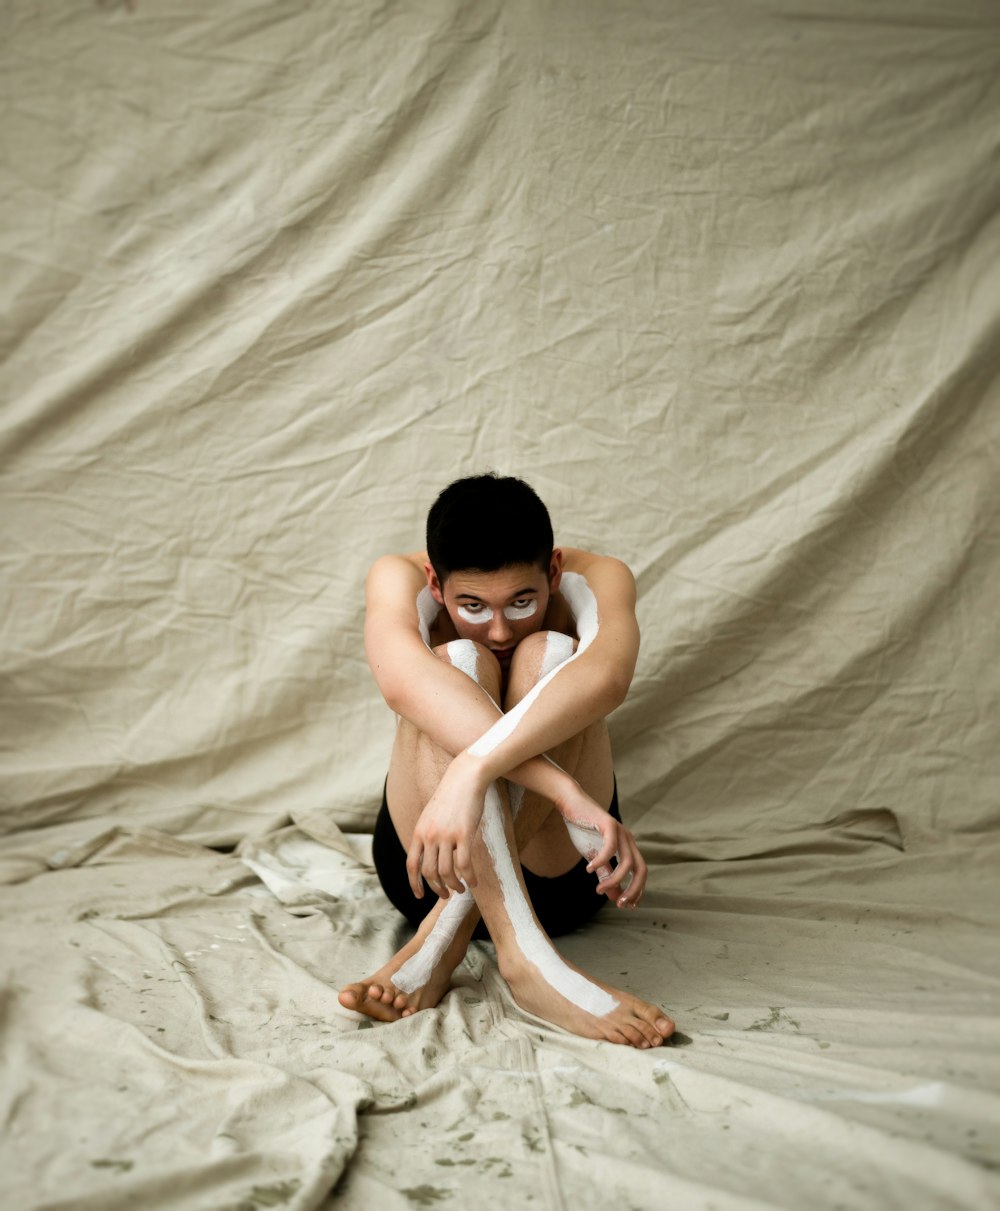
[596,832,647,902]
[585,829,618,873]
[421,843,447,898]
[597,849,632,897]
[436,847,465,896]
[407,841,425,900]
[604,840,648,909]
[455,841,476,889]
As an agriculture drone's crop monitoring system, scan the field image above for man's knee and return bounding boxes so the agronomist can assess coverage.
[433,639,500,686]
[507,631,577,693]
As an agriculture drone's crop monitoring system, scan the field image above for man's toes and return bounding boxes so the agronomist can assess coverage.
[619,1022,647,1049]
[392,992,408,1010]
[338,987,361,1010]
[634,1018,661,1048]
[655,1015,675,1039]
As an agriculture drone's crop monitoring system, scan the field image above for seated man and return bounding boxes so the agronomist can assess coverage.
[339,474,674,1049]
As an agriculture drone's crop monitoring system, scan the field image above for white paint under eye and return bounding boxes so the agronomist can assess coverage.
[480,783,617,1016]
[457,604,494,624]
[503,599,538,622]
[468,572,598,758]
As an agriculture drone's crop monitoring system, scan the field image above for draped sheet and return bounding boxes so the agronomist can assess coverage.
[2,1,998,1207]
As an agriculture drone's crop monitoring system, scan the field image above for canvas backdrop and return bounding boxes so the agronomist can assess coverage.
[2,2,998,1208]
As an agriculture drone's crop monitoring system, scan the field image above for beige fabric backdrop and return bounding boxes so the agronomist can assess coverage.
[2,2,998,1208]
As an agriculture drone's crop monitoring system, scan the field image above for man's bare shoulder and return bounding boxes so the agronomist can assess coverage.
[365,552,427,613]
[559,547,636,596]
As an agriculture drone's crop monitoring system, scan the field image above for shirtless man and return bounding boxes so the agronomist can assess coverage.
[338,474,674,1049]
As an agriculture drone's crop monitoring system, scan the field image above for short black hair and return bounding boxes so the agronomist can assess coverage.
[426,473,554,582]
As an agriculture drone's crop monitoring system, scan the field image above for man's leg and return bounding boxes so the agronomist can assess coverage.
[339,641,537,1020]
[503,630,615,884]
[338,638,673,1046]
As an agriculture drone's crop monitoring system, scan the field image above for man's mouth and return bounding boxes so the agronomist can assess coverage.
[493,647,514,661]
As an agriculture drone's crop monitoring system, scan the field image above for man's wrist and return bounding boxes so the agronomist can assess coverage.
[454,748,495,791]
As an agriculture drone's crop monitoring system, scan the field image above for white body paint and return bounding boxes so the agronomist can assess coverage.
[392,621,618,1017]
[457,603,492,624]
[480,782,618,1016]
[539,630,575,679]
[445,639,479,681]
[456,599,539,625]
[416,585,441,647]
[392,885,475,994]
[468,573,597,758]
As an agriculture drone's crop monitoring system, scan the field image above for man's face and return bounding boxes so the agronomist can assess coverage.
[427,553,563,675]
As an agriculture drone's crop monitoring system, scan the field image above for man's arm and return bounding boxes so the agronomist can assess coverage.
[462,552,640,781]
[388,552,643,895]
[365,553,506,752]
[366,552,637,781]
[366,554,603,814]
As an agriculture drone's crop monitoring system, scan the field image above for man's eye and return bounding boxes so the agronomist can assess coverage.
[464,603,484,613]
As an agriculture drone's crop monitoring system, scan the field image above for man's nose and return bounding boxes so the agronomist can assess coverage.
[488,611,513,644]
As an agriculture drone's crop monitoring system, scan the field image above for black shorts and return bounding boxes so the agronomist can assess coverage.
[372,779,621,941]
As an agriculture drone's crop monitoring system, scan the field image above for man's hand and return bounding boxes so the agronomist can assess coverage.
[406,753,487,899]
[555,784,647,910]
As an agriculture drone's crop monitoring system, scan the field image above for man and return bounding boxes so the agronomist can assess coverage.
[339,474,674,1049]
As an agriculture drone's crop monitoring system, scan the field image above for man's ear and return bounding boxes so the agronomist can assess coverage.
[548,548,564,594]
[424,562,446,606]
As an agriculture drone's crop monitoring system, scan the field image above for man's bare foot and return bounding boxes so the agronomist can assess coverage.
[338,910,470,1023]
[500,950,674,1049]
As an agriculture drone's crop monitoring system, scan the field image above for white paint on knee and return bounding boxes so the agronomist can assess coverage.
[446,638,479,681]
[392,886,475,994]
[538,631,576,679]
[468,572,598,758]
[480,783,618,1016]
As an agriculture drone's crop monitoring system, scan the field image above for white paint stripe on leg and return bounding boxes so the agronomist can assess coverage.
[392,637,485,995]
[392,885,475,994]
[480,783,618,1016]
[395,594,618,1016]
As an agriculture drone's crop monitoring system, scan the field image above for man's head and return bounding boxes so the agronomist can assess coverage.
[426,473,554,581]
[425,474,562,668]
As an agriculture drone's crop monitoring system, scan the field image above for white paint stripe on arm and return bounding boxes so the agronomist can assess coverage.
[468,572,597,758]
[392,620,619,1015]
